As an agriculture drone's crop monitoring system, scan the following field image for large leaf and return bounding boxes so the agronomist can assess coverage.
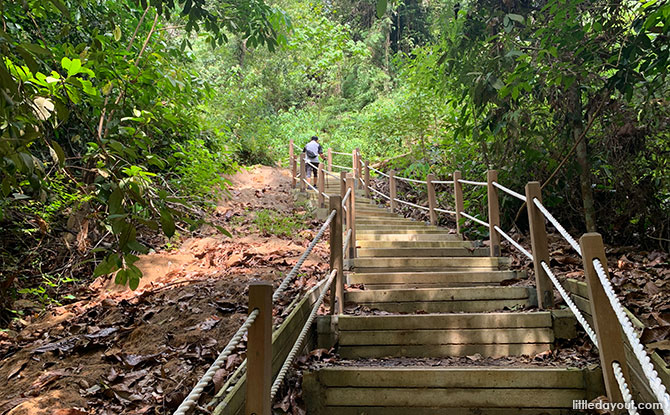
[376,0,387,19]
[160,208,176,238]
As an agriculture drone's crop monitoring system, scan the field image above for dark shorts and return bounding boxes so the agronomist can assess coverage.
[306,161,319,178]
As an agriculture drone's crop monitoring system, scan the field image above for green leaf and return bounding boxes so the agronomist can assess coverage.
[94,254,120,277]
[490,78,505,90]
[115,268,128,285]
[61,57,82,77]
[119,224,137,251]
[507,14,524,23]
[127,267,141,290]
[108,188,123,215]
[22,44,51,56]
[160,208,176,238]
[50,141,66,167]
[113,25,121,41]
[376,0,387,19]
[48,0,71,18]
[125,254,141,266]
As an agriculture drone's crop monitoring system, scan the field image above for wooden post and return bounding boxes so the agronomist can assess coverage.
[364,161,371,198]
[246,281,272,415]
[291,157,297,189]
[346,173,356,259]
[299,153,306,193]
[327,148,332,172]
[317,164,325,208]
[289,139,294,166]
[525,181,553,309]
[487,170,501,257]
[453,171,464,235]
[329,196,344,315]
[580,233,627,404]
[356,149,363,189]
[427,173,437,226]
[340,171,347,232]
[389,170,397,211]
[351,149,358,177]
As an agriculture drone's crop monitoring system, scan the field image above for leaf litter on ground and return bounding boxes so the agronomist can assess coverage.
[0,166,331,415]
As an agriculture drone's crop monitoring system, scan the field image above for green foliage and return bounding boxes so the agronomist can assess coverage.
[252,209,304,237]
[0,0,287,301]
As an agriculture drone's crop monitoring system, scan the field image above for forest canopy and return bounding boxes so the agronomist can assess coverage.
[1,0,668,317]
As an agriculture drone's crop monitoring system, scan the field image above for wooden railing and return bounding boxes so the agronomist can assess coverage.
[286,142,670,414]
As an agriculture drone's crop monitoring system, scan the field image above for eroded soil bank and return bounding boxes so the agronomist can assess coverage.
[0,166,329,415]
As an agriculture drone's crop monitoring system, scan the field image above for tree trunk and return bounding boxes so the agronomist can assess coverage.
[571,88,597,232]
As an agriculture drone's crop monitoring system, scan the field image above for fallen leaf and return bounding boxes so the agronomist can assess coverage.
[646,340,670,351]
[643,281,662,296]
[53,409,88,415]
[7,359,28,380]
[641,326,670,343]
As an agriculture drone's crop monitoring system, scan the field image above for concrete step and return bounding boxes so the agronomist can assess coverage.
[357,247,489,257]
[347,270,524,289]
[353,256,510,272]
[345,286,532,313]
[303,366,603,413]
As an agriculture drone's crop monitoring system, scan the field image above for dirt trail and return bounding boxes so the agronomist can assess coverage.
[0,166,329,415]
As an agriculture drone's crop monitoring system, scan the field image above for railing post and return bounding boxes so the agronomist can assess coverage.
[487,170,501,257]
[327,148,332,172]
[246,281,272,415]
[318,164,325,208]
[389,170,397,211]
[580,233,627,404]
[339,171,346,201]
[291,157,297,189]
[346,173,357,259]
[299,154,306,193]
[289,139,294,165]
[351,149,358,176]
[453,171,464,235]
[525,181,553,309]
[364,160,371,198]
[329,196,344,315]
[427,173,437,226]
[354,148,361,189]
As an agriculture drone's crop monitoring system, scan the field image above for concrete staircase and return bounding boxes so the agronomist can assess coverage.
[302,178,602,414]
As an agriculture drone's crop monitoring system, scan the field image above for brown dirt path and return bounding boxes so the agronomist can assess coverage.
[0,166,329,415]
